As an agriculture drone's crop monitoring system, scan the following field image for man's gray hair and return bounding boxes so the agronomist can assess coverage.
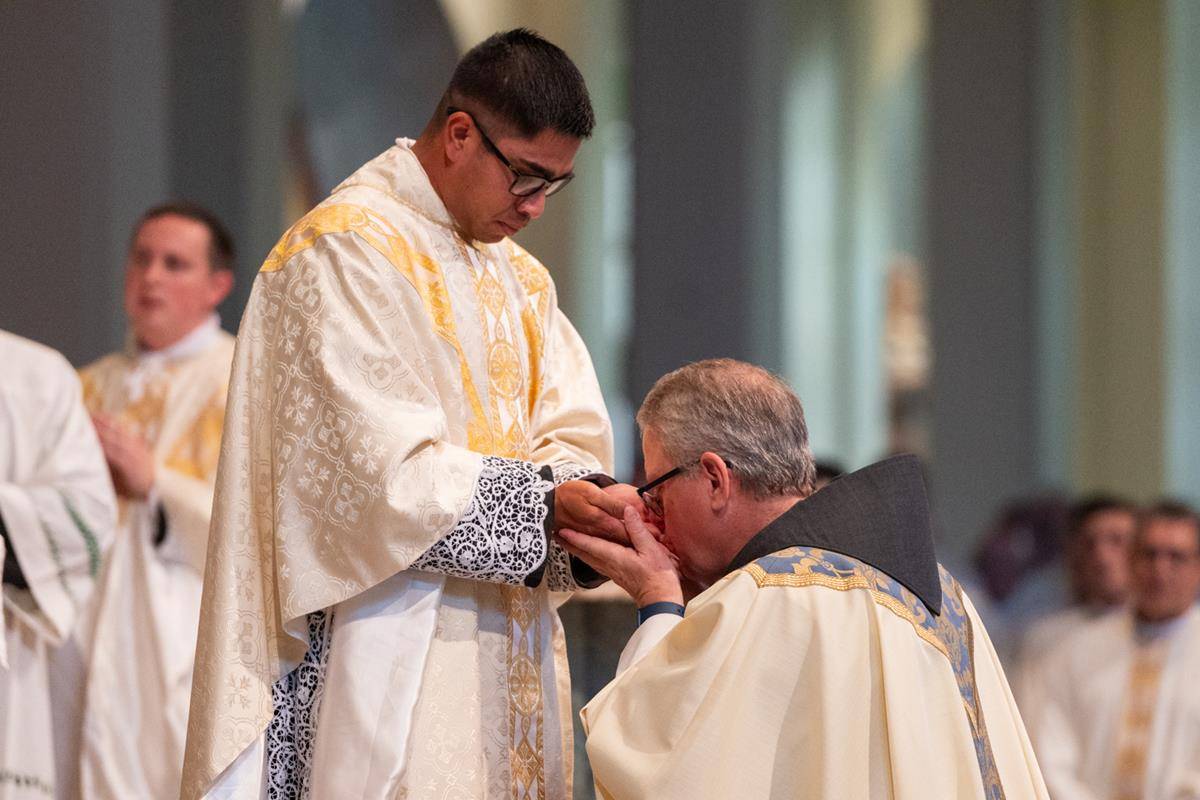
[637,359,816,498]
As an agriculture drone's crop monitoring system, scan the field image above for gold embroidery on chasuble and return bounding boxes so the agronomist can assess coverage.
[266,202,552,797]
[1112,640,1167,800]
[81,367,170,523]
[115,376,170,444]
[507,244,551,418]
[462,239,550,800]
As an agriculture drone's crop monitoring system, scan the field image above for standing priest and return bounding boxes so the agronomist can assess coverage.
[563,359,1049,799]
[183,29,632,800]
[61,204,236,799]
[0,330,115,798]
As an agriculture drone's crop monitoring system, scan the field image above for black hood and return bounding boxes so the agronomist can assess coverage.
[725,454,942,614]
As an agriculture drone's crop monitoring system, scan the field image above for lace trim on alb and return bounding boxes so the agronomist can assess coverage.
[549,462,592,485]
[544,543,581,591]
[411,456,553,585]
[266,609,333,800]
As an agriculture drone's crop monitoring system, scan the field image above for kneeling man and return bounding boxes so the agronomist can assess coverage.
[560,359,1048,799]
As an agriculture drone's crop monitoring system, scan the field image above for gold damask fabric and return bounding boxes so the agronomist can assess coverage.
[182,140,612,799]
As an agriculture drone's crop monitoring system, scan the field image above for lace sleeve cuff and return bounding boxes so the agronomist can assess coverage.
[411,456,555,587]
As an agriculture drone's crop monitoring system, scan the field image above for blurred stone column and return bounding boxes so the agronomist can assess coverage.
[0,0,170,364]
[925,1,1041,550]
[628,0,789,421]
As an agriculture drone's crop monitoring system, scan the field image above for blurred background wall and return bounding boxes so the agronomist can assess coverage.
[4,0,1199,574]
[2,2,1198,791]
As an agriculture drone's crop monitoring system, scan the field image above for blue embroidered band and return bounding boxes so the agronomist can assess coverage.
[637,601,685,626]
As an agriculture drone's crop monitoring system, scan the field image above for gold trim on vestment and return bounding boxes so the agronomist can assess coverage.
[260,203,490,439]
[744,564,949,658]
[462,241,549,798]
[164,392,225,480]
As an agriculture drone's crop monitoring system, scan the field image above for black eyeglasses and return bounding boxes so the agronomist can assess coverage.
[636,457,734,518]
[446,106,574,198]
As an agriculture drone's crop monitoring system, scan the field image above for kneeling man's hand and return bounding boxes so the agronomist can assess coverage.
[557,507,683,607]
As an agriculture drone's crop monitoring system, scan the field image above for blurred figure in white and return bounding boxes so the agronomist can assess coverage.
[1034,501,1200,800]
[1013,495,1137,711]
[49,203,235,800]
[0,330,116,799]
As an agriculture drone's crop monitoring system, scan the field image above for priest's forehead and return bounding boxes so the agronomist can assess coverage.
[130,202,235,274]
[1136,503,1200,553]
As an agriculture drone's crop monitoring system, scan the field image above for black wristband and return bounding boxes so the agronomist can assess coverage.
[637,601,685,626]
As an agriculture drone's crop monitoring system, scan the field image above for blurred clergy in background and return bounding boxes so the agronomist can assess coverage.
[1033,501,1200,800]
[52,203,236,799]
[1012,495,1137,714]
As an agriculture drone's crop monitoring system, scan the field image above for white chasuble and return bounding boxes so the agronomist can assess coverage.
[182,140,613,800]
[0,331,116,799]
[59,321,234,800]
[583,549,1049,800]
[1032,607,1200,800]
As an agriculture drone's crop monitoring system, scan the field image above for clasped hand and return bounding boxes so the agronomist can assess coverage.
[557,505,684,607]
[91,413,155,500]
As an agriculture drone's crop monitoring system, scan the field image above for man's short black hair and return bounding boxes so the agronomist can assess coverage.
[1139,499,1200,552]
[1142,499,1200,527]
[442,28,595,139]
[134,202,235,273]
[1068,494,1135,537]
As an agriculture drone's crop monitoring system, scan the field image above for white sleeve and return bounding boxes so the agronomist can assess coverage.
[616,613,683,676]
[0,352,116,644]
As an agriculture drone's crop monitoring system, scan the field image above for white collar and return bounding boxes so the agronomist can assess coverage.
[1134,605,1196,643]
[121,314,221,399]
[334,139,489,250]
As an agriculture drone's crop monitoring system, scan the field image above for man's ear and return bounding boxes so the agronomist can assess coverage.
[699,451,732,513]
[208,268,234,308]
[444,111,473,163]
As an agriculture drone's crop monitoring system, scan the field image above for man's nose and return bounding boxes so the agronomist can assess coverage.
[516,190,547,221]
[142,258,167,281]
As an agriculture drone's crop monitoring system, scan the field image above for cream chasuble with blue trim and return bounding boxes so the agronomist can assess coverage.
[583,457,1048,800]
